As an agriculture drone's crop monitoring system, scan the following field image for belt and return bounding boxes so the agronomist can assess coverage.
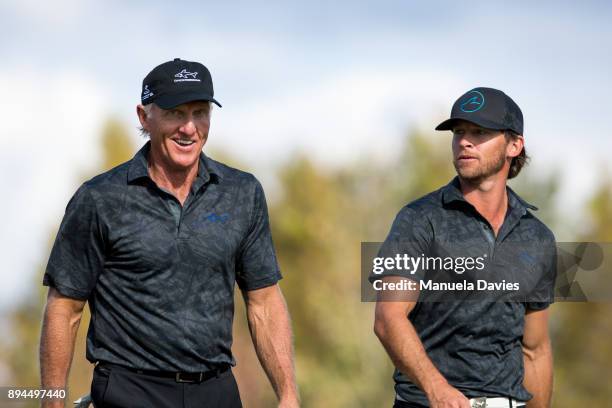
[395,394,526,408]
[469,397,526,408]
[97,362,230,383]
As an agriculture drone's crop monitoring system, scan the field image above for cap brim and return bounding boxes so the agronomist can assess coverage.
[154,92,222,109]
[435,117,507,132]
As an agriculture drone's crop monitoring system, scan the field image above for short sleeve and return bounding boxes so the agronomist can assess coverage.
[236,179,282,291]
[369,206,433,283]
[43,184,106,300]
[525,237,557,310]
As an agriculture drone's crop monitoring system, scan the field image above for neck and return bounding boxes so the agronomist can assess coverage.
[458,173,508,234]
[147,151,198,205]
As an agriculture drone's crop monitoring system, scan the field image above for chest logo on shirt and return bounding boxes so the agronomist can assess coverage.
[192,212,231,229]
[202,213,230,223]
[206,212,230,223]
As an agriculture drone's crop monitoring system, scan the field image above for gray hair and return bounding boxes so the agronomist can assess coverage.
[138,104,153,138]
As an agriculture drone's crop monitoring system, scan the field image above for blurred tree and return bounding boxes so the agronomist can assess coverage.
[100,118,137,171]
[0,118,135,407]
[551,177,612,407]
[271,156,375,407]
[5,120,602,408]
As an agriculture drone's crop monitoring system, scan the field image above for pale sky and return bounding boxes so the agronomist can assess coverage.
[1,0,611,312]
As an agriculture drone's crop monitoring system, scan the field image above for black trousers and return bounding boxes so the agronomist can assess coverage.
[91,363,242,408]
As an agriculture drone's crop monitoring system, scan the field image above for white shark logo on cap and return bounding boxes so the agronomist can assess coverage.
[174,69,200,82]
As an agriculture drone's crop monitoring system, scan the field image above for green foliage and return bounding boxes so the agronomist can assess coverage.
[2,119,610,407]
[0,120,135,407]
[100,118,136,170]
[271,156,386,407]
[551,178,612,407]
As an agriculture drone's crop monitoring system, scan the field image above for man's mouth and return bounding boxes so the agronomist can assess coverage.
[457,154,477,161]
[172,139,196,147]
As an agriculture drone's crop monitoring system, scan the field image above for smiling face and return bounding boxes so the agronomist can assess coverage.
[451,120,522,183]
[137,101,211,172]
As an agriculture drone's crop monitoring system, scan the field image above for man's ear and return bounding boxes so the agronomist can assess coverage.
[136,104,149,130]
[507,134,524,158]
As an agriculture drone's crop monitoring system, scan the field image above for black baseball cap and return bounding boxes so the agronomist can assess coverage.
[435,87,523,134]
[141,58,222,108]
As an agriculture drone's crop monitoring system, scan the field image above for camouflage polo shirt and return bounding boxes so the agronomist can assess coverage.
[372,177,556,406]
[43,141,282,371]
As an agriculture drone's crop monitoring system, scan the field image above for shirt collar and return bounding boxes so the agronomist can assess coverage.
[127,141,223,186]
[441,176,538,212]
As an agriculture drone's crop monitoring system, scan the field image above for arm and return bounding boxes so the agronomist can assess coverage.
[373,276,470,408]
[522,308,553,408]
[242,284,299,408]
[40,287,86,408]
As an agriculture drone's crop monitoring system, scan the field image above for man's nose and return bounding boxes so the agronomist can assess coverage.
[456,134,474,148]
[180,119,197,135]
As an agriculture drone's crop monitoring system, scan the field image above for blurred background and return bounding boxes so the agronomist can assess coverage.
[1,1,611,407]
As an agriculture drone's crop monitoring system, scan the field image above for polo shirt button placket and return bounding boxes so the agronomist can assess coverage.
[167,199,183,237]
[480,221,496,259]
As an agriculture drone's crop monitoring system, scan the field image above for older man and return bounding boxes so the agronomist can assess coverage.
[372,88,556,408]
[40,58,299,408]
